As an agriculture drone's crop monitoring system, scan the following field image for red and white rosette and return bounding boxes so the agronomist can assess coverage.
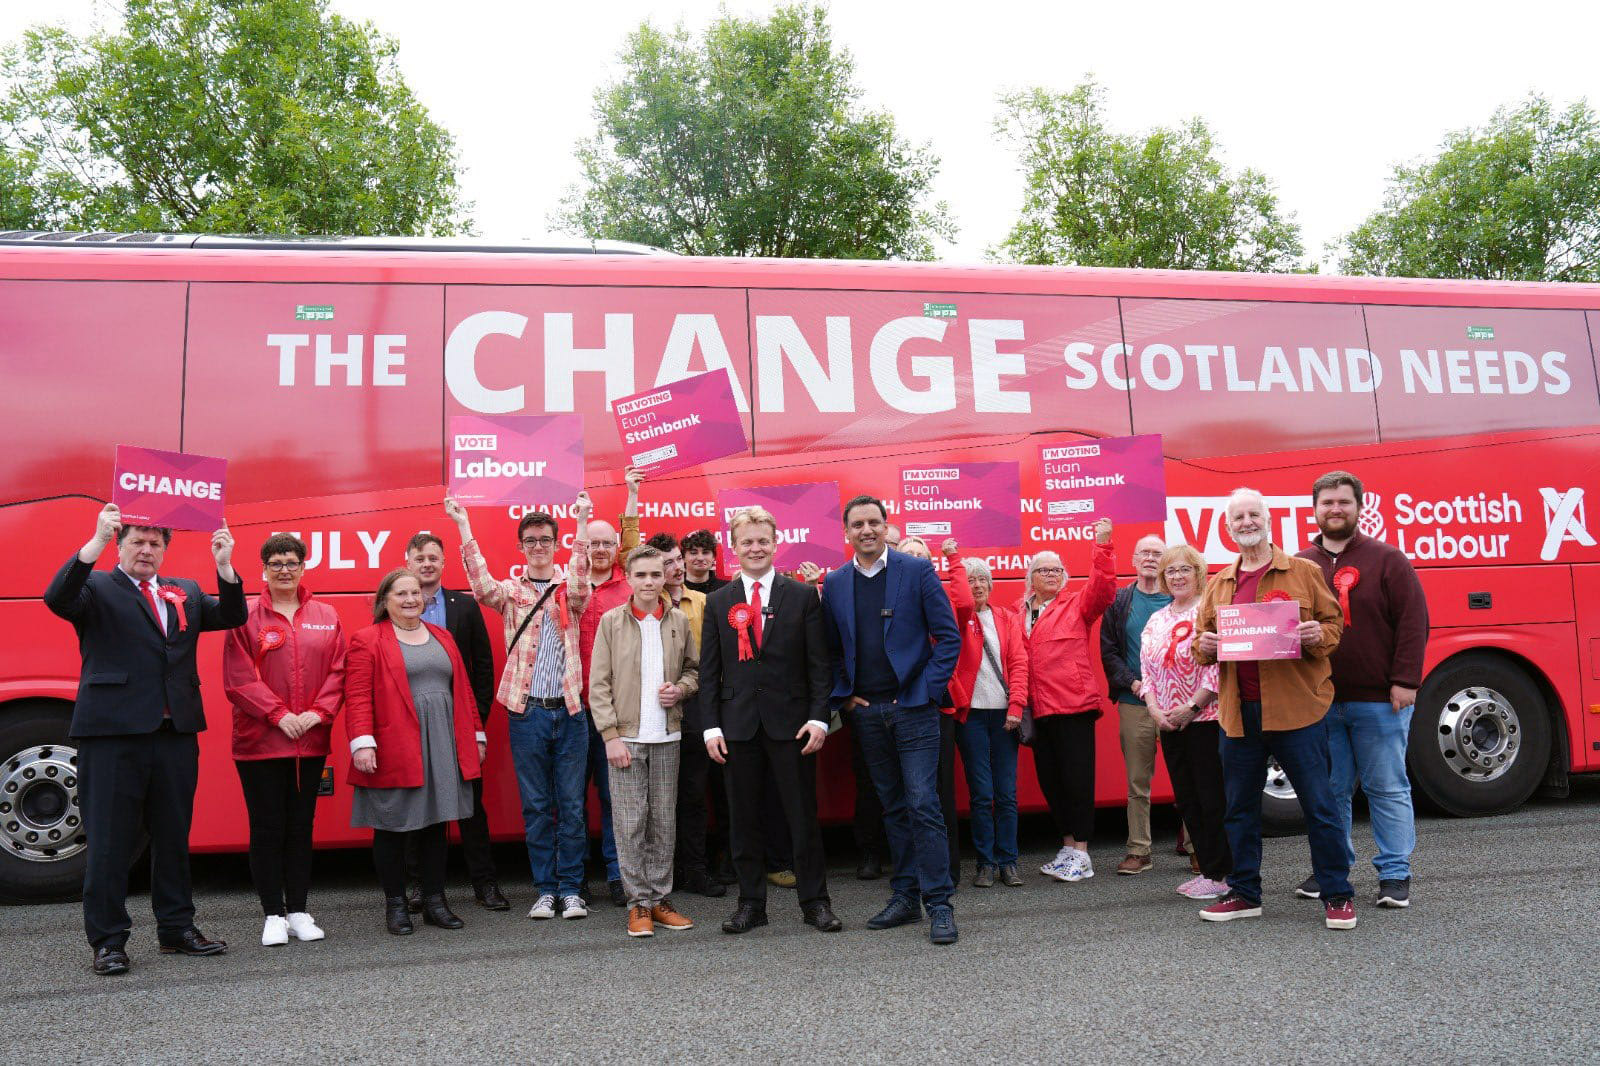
[255,624,287,667]
[1332,566,1360,626]
[728,603,756,661]
[156,585,189,631]
[1163,620,1194,669]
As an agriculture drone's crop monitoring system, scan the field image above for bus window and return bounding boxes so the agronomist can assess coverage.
[0,280,186,505]
[746,289,1128,456]
[443,285,754,484]
[1119,299,1380,458]
[1364,305,1600,441]
[182,283,446,502]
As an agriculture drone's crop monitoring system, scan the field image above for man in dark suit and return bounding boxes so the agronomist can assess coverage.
[821,495,962,945]
[699,506,841,935]
[44,502,247,976]
[405,532,505,910]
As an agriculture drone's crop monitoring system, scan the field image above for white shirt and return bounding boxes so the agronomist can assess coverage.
[702,568,828,743]
[633,611,679,744]
[119,565,165,634]
[852,549,889,578]
[970,609,1009,710]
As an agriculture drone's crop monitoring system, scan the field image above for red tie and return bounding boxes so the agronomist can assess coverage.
[139,580,165,633]
[749,581,764,649]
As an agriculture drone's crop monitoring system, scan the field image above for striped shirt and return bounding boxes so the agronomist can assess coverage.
[524,578,565,700]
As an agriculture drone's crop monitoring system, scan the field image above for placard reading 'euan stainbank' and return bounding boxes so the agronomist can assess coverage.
[1216,600,1303,662]
[112,445,228,532]
[898,462,1021,547]
[448,414,584,507]
[610,369,748,476]
[1038,433,1167,526]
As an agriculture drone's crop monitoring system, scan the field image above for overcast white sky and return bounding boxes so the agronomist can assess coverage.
[5,1,1599,267]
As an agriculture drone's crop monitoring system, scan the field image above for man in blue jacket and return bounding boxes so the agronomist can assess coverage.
[821,495,961,945]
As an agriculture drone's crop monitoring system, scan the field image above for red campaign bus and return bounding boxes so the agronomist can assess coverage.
[3,232,1598,903]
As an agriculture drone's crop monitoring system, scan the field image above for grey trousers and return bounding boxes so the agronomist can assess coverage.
[608,740,681,908]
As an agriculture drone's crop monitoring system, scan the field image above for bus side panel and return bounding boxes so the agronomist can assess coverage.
[1571,565,1600,774]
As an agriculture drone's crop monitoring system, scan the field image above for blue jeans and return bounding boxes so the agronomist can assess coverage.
[506,707,590,896]
[1326,700,1416,880]
[584,710,619,881]
[1220,701,1353,904]
[955,709,1020,867]
[855,701,953,909]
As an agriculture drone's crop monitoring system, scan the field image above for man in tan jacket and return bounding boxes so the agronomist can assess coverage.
[1191,488,1357,930]
[589,545,700,938]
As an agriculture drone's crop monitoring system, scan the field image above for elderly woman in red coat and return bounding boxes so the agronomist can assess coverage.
[346,568,482,935]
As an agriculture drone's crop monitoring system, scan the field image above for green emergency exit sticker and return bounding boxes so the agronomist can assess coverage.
[1467,325,1493,340]
[295,305,334,321]
[923,303,958,318]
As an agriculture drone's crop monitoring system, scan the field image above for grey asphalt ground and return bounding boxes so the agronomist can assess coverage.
[4,781,1598,1065]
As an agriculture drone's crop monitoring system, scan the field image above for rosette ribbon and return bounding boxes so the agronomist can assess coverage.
[728,603,756,661]
[1332,567,1360,626]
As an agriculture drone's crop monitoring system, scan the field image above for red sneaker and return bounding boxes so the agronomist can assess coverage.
[1199,893,1262,922]
[1324,897,1357,929]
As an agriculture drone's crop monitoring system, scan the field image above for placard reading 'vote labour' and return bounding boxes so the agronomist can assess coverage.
[1216,600,1303,662]
[898,462,1021,547]
[112,446,228,532]
[448,414,584,507]
[715,481,844,574]
[1038,433,1167,526]
[610,370,748,477]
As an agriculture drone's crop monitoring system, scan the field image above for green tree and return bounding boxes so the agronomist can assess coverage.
[559,4,951,259]
[0,0,468,235]
[994,81,1304,271]
[1338,96,1600,282]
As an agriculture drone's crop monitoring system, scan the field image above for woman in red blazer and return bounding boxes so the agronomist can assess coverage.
[346,569,483,935]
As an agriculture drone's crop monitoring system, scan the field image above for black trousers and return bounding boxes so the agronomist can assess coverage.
[405,776,495,888]
[763,775,794,872]
[78,728,199,949]
[1032,712,1098,842]
[235,756,326,916]
[846,716,888,859]
[675,726,730,875]
[1161,721,1232,881]
[374,823,448,899]
[725,734,829,908]
[938,713,961,875]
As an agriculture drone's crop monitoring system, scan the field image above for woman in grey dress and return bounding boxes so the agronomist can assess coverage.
[346,570,484,935]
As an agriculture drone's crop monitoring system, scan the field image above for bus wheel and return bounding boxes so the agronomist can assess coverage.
[1409,654,1552,818]
[0,702,88,904]
[1260,756,1306,836]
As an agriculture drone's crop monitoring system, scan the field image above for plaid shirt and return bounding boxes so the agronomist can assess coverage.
[461,533,590,716]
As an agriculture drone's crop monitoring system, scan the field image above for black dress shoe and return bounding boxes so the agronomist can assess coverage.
[679,868,727,898]
[157,927,227,956]
[865,895,922,930]
[608,878,627,908]
[801,901,843,932]
[856,852,883,880]
[721,902,769,934]
[405,882,423,914]
[92,945,130,976]
[385,896,415,935]
[420,894,464,929]
[474,882,510,911]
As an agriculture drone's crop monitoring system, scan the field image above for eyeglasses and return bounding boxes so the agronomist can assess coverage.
[266,560,303,572]
[589,540,618,550]
[1135,550,1164,558]
[520,536,556,548]
[1163,566,1196,576]
[1033,567,1065,576]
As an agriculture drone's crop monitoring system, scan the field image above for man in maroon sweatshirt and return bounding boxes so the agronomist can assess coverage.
[1296,471,1429,910]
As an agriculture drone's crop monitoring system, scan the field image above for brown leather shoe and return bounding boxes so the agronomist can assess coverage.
[650,899,694,930]
[627,905,654,938]
[1116,853,1152,875]
[766,869,797,889]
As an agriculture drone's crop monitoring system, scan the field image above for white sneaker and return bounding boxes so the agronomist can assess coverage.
[1040,845,1074,877]
[285,912,325,941]
[1061,849,1094,882]
[560,894,588,919]
[528,893,557,920]
[261,914,289,947]
[1044,849,1082,883]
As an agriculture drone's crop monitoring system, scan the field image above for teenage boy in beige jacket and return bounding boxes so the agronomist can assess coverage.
[589,545,701,938]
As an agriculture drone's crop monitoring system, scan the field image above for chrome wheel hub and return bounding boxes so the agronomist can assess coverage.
[0,744,85,862]
[1436,686,1519,783]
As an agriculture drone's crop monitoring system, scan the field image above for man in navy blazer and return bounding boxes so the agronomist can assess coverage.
[44,503,246,976]
[821,495,961,945]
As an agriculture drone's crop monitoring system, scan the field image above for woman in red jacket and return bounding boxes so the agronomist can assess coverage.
[346,569,484,935]
[1023,518,1117,884]
[952,558,1030,888]
[223,534,347,948]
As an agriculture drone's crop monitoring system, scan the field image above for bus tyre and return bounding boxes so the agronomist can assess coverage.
[1260,756,1306,837]
[1408,654,1552,818]
[0,702,88,904]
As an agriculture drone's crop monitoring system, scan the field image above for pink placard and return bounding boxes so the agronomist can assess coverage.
[448,414,583,507]
[112,446,228,532]
[1039,433,1167,526]
[1216,600,1303,661]
[715,481,844,572]
[899,462,1021,548]
[612,370,748,476]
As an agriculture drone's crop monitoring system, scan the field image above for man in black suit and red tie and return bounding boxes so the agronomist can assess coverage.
[44,502,247,976]
[699,506,841,935]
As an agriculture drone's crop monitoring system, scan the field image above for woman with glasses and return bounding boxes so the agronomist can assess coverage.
[222,534,348,946]
[1138,545,1229,900]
